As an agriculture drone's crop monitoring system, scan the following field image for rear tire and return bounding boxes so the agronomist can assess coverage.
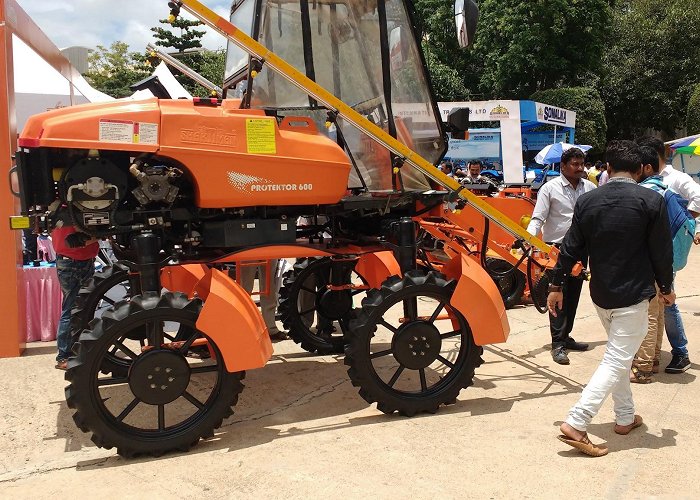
[345,270,483,416]
[484,257,526,309]
[278,258,364,354]
[70,263,139,376]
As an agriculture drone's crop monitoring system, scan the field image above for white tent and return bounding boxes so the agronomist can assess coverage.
[129,61,192,100]
[13,39,192,131]
[13,36,113,131]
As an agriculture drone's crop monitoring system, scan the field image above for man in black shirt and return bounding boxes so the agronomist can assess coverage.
[548,140,675,457]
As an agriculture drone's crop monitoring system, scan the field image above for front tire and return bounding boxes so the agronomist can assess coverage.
[65,292,244,458]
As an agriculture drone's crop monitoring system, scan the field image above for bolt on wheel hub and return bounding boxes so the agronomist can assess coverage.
[128,349,191,405]
[391,321,442,370]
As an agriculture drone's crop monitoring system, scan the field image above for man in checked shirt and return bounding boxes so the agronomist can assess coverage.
[527,148,596,364]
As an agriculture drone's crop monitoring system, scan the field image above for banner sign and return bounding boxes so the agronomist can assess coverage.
[437,100,521,123]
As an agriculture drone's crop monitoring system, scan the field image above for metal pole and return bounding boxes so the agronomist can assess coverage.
[146,43,223,95]
[0,0,24,357]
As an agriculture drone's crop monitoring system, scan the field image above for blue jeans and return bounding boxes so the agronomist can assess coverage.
[56,256,95,361]
[665,303,688,357]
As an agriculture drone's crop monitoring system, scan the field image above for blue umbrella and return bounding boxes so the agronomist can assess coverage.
[534,142,592,165]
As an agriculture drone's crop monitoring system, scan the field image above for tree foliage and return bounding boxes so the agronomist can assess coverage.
[151,17,206,52]
[599,0,700,138]
[687,84,700,135]
[413,0,475,101]
[422,49,470,102]
[473,0,611,98]
[530,87,608,152]
[149,18,224,97]
[83,42,150,98]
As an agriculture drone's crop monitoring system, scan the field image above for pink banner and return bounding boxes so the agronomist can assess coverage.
[23,265,62,342]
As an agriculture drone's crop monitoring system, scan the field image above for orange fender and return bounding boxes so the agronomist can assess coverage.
[160,264,209,297]
[193,268,273,372]
[355,251,401,288]
[443,254,510,345]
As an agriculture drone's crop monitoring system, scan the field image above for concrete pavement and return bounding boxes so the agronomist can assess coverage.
[1,250,699,498]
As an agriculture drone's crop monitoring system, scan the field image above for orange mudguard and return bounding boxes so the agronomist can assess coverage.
[161,264,209,297]
[355,250,401,288]
[193,268,273,372]
[443,254,510,345]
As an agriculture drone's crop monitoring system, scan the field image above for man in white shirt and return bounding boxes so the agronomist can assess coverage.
[660,165,700,231]
[637,137,700,374]
[527,148,597,364]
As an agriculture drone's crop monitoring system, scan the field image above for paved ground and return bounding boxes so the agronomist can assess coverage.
[1,250,700,499]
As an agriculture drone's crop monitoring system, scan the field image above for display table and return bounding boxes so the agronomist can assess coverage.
[22,263,62,342]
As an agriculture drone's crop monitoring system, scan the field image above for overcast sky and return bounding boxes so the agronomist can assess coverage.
[17,0,232,53]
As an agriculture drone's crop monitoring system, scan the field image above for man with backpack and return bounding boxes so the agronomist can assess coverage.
[630,146,695,382]
[637,137,699,375]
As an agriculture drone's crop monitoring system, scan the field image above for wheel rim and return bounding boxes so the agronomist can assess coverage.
[366,289,471,397]
[90,314,225,438]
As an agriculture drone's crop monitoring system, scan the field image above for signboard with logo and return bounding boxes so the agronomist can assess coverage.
[520,101,577,128]
[438,100,577,184]
[437,100,521,123]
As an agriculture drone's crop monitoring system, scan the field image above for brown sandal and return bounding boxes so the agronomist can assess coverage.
[614,414,643,435]
[630,366,653,384]
[557,433,609,457]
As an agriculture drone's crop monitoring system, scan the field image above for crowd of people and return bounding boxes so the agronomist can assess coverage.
[442,139,698,457]
[537,137,698,457]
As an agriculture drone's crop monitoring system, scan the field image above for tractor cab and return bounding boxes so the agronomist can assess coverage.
[223,0,446,193]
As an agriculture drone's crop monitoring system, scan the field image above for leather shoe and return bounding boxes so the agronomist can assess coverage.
[565,338,589,351]
[551,346,570,365]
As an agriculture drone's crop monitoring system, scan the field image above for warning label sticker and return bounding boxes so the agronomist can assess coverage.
[99,120,158,145]
[137,122,158,144]
[245,118,276,154]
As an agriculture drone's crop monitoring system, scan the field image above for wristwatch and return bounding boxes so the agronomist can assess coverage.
[547,285,563,293]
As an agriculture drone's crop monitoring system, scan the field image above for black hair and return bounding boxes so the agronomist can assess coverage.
[469,160,483,168]
[636,136,665,162]
[594,160,604,168]
[605,140,642,174]
[561,147,585,165]
[441,161,453,172]
[639,145,660,174]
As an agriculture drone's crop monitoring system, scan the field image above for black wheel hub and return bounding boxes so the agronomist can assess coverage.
[317,289,353,320]
[128,349,191,405]
[391,321,442,370]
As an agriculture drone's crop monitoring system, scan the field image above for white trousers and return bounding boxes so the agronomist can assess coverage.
[566,299,649,431]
